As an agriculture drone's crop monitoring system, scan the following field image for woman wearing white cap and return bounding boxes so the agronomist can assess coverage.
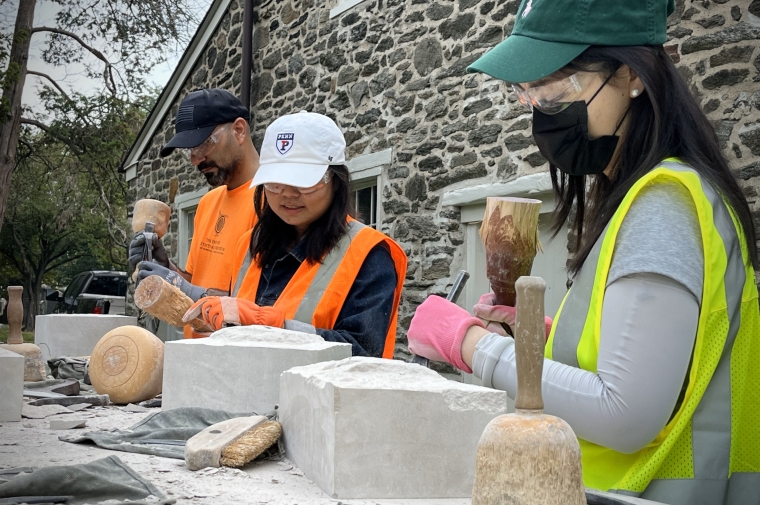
[184,111,407,358]
[405,0,759,503]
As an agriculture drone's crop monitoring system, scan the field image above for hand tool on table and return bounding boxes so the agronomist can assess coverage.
[479,197,542,336]
[471,276,584,505]
[185,415,282,470]
[410,270,470,367]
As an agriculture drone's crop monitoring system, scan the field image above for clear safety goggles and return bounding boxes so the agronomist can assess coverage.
[511,72,596,115]
[181,123,231,159]
[263,171,332,195]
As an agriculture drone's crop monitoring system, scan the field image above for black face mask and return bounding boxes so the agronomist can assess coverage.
[531,78,623,177]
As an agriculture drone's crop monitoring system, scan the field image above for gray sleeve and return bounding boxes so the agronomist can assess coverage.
[471,273,698,454]
[608,181,703,304]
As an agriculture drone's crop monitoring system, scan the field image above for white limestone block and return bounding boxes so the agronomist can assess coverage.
[279,357,509,499]
[162,325,351,414]
[0,348,24,421]
[34,314,138,361]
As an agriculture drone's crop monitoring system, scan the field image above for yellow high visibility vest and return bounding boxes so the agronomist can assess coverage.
[545,159,760,505]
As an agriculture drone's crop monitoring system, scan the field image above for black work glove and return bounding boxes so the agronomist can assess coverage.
[128,232,169,270]
[136,262,207,302]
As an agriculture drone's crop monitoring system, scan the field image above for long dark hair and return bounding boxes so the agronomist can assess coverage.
[250,164,355,267]
[547,45,758,274]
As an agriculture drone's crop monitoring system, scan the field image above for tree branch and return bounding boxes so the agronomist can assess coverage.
[31,26,116,94]
[21,118,84,156]
[26,70,73,103]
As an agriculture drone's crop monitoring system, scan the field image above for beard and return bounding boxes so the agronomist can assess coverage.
[197,161,234,187]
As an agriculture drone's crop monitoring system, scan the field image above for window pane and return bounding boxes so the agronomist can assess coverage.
[187,209,196,252]
[355,186,377,228]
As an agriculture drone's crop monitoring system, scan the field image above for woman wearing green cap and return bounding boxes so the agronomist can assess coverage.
[407,1,760,504]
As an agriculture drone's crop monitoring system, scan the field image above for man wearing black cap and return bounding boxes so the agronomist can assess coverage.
[129,88,260,338]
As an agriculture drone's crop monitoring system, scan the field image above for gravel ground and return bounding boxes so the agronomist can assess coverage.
[0,403,470,505]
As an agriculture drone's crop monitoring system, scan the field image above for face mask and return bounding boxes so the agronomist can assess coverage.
[531,77,622,177]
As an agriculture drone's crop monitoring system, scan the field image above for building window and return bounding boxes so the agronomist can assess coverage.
[175,188,207,270]
[330,0,370,18]
[354,184,377,228]
[348,148,391,230]
[186,208,196,256]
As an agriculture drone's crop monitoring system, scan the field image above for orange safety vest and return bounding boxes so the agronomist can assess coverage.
[225,219,407,358]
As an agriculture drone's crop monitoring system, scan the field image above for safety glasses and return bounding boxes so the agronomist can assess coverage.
[511,72,596,115]
[181,123,231,160]
[263,171,332,195]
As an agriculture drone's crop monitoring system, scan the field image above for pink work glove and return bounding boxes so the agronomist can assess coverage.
[407,295,485,373]
[472,292,553,340]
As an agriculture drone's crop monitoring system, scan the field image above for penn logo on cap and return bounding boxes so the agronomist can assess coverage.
[276,133,294,155]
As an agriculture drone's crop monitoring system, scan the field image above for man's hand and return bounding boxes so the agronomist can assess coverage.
[136,261,207,302]
[182,297,285,331]
[129,232,169,270]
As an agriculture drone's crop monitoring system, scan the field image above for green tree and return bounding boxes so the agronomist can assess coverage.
[0,0,207,235]
[1,90,155,330]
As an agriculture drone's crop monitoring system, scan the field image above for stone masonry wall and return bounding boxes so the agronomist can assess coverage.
[128,0,760,357]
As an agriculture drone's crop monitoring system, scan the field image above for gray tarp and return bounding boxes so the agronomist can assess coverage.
[60,407,274,459]
[0,455,173,505]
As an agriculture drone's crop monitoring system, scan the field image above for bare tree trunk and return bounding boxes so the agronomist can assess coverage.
[0,0,37,235]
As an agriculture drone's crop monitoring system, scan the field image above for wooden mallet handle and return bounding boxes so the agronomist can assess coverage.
[514,276,546,412]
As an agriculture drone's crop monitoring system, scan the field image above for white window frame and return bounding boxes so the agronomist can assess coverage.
[348,147,391,229]
[174,188,208,270]
[330,0,369,18]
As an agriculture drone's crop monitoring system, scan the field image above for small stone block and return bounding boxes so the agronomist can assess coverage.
[185,415,268,471]
[162,326,351,414]
[49,419,87,430]
[279,357,509,499]
[123,403,149,412]
[22,404,73,419]
[0,349,24,421]
[66,403,91,412]
[34,314,138,362]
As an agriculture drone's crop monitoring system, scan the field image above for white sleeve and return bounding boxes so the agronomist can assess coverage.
[471,273,698,453]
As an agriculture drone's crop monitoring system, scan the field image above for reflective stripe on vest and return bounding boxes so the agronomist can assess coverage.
[230,220,407,359]
[545,159,760,505]
[292,220,363,323]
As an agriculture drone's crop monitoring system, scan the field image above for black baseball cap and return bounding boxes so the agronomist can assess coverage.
[160,88,251,157]
[468,0,675,84]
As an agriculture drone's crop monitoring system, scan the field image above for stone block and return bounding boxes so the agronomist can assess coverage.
[0,349,24,421]
[279,357,508,499]
[162,326,351,414]
[34,314,138,362]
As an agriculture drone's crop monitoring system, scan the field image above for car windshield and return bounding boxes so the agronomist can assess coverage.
[86,276,126,297]
[63,274,87,301]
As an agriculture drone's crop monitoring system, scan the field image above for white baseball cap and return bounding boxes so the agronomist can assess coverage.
[251,110,346,189]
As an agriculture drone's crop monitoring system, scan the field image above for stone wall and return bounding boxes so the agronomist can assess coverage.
[128,0,760,355]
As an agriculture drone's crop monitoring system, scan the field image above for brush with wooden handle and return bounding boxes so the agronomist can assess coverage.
[471,276,584,505]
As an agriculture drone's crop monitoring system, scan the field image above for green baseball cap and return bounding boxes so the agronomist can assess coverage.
[468,0,675,84]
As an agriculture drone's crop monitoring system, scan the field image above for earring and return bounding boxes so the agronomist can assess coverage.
[630,89,640,97]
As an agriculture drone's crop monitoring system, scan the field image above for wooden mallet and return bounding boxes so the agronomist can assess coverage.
[479,197,542,335]
[471,276,585,505]
[131,199,171,282]
[134,275,214,333]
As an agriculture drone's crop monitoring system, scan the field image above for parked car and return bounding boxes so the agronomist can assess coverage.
[47,271,127,315]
